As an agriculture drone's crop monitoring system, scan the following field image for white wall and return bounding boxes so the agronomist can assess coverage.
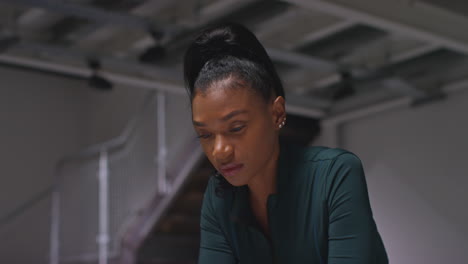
[319,88,468,263]
[0,67,85,264]
[165,92,195,161]
[0,66,193,264]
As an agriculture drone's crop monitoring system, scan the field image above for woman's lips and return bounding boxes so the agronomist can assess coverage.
[220,163,244,177]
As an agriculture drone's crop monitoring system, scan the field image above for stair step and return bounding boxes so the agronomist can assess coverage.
[168,191,204,216]
[157,213,200,234]
[138,258,197,264]
[142,233,200,247]
[136,158,213,263]
[138,234,200,263]
[185,171,212,191]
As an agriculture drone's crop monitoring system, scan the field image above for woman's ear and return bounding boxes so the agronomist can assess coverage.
[271,96,286,130]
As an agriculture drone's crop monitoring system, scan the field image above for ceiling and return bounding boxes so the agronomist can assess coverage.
[1,0,468,118]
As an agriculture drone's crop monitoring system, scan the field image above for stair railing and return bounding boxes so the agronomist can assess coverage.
[0,89,203,264]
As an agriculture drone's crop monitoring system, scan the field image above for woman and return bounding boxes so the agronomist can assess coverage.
[183,23,388,264]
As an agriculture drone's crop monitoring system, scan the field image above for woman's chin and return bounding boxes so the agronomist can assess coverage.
[224,174,249,187]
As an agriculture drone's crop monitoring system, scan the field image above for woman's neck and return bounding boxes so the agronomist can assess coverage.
[247,140,280,208]
[246,140,280,237]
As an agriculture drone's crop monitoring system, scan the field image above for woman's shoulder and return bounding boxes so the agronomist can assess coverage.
[292,145,366,201]
[298,144,361,163]
[290,144,364,176]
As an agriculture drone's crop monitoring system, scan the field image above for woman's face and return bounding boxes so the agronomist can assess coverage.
[192,78,285,186]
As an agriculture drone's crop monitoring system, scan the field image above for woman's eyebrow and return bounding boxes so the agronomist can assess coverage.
[221,109,248,121]
[193,120,206,127]
[193,109,248,127]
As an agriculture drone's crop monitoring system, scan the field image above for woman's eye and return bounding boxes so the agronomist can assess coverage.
[197,133,211,139]
[230,126,245,133]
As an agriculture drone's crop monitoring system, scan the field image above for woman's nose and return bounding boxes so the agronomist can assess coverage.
[212,136,233,161]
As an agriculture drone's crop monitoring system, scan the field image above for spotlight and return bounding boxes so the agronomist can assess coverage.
[139,44,165,63]
[332,71,355,100]
[0,35,19,53]
[88,74,113,90]
[139,29,165,64]
[87,58,113,91]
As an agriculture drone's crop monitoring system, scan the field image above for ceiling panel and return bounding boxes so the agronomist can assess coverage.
[0,0,467,115]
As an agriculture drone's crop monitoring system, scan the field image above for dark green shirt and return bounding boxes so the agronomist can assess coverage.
[199,141,388,264]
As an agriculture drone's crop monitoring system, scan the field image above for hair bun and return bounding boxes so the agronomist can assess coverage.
[199,33,236,60]
[197,26,255,67]
[184,23,258,89]
[184,22,282,98]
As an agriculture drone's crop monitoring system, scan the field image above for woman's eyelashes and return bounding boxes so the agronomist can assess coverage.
[197,133,212,139]
[230,125,245,133]
[197,125,246,139]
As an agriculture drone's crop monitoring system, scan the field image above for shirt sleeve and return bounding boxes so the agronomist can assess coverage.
[198,177,237,264]
[326,153,388,264]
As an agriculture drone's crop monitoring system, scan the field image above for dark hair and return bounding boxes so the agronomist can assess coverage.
[183,22,285,103]
[183,23,285,196]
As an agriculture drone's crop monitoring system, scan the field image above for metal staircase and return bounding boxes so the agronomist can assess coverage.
[137,159,213,264]
[0,90,204,264]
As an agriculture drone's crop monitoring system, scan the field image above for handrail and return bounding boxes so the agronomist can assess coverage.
[0,185,54,229]
[117,137,203,263]
[0,88,203,264]
[0,90,156,230]
[57,90,157,165]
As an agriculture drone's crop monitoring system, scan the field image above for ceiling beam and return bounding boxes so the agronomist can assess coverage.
[75,0,177,48]
[302,42,441,92]
[253,7,356,51]
[0,0,149,29]
[381,77,426,99]
[0,52,326,118]
[190,0,260,26]
[130,0,260,52]
[0,53,186,94]
[266,48,338,72]
[253,8,301,39]
[286,93,330,117]
[12,41,182,82]
[323,76,468,124]
[280,47,429,101]
[284,0,468,54]
[17,8,49,26]
[286,103,326,118]
[389,43,440,64]
[288,20,356,50]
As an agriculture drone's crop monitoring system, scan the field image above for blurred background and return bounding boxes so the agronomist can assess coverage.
[0,0,467,263]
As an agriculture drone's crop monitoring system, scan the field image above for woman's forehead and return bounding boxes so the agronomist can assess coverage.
[193,87,249,114]
[192,86,265,122]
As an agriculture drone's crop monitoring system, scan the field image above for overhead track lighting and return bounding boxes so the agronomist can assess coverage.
[87,58,113,91]
[0,35,19,53]
[139,29,166,64]
[332,70,356,101]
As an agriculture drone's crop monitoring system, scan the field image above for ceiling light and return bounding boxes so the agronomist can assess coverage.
[0,35,19,53]
[87,58,113,91]
[139,29,166,64]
